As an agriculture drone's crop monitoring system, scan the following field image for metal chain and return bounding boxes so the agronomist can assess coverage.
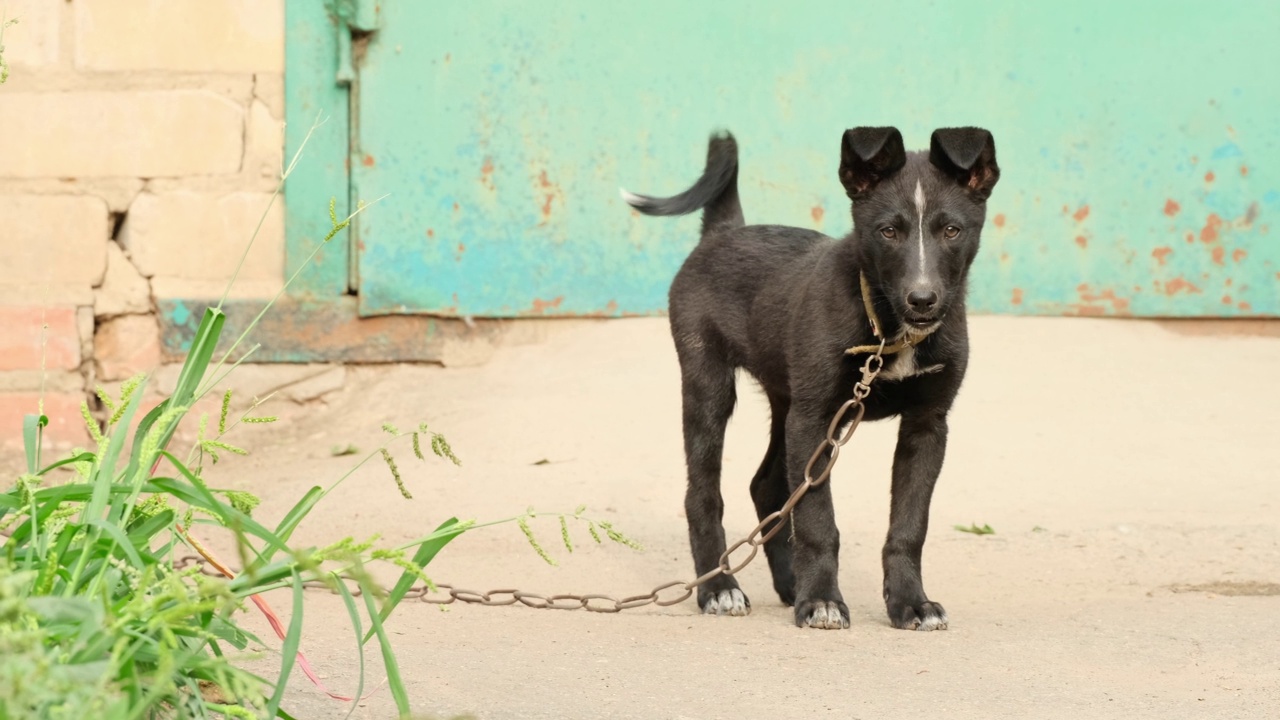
[172,341,887,614]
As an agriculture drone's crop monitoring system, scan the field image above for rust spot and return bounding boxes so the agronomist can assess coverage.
[457,243,465,253]
[1211,246,1225,265]
[811,206,825,223]
[1239,301,1253,311]
[480,157,495,190]
[1163,199,1180,217]
[1226,278,1234,286]
[1072,284,1130,315]
[1011,288,1023,306]
[606,300,618,313]
[362,154,375,167]
[1199,213,1223,243]
[1075,235,1088,248]
[453,202,460,211]
[536,170,562,222]
[993,213,1006,228]
[1061,204,1070,214]
[1204,171,1215,183]
[1222,294,1233,305]
[1233,248,1248,262]
[1000,252,1009,261]
[1072,205,1090,222]
[1244,202,1259,226]
[1163,277,1201,296]
[426,228,434,238]
[1190,155,1199,165]
[1152,247,1173,265]
[529,296,565,314]
[1241,165,1249,176]
[444,52,451,63]
[1185,232,1195,244]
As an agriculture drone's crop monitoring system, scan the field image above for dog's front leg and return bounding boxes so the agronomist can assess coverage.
[882,407,950,630]
[785,404,849,629]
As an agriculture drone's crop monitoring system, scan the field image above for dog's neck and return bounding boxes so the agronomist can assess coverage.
[845,273,938,357]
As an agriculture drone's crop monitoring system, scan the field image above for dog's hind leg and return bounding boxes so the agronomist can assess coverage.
[749,400,795,605]
[678,350,749,616]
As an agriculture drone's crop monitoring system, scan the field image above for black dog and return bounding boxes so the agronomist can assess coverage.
[621,127,999,629]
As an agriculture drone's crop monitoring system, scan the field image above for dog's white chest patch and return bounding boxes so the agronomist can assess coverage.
[878,345,944,382]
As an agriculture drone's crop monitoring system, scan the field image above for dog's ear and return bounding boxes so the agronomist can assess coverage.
[929,127,1000,200]
[839,127,907,199]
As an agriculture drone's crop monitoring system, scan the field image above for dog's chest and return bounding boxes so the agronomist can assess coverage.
[877,345,945,382]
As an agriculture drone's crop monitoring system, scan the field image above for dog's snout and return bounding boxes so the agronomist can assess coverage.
[906,289,939,313]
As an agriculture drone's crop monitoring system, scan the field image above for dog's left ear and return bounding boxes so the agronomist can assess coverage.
[929,127,1000,200]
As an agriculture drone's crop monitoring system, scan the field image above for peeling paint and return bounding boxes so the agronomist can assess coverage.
[1072,205,1090,222]
[1211,246,1225,265]
[1233,248,1248,262]
[1152,247,1173,265]
[1163,199,1181,217]
[1164,277,1202,296]
[1200,213,1223,243]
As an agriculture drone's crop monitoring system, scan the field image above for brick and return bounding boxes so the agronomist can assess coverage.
[0,92,243,178]
[94,242,152,318]
[0,178,145,213]
[121,192,284,296]
[0,391,92,449]
[0,195,109,288]
[245,99,284,183]
[1,0,60,69]
[75,0,283,73]
[94,314,160,381]
[0,306,81,371]
[0,369,84,393]
[254,73,284,119]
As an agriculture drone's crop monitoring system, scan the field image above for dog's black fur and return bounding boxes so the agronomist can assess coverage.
[623,127,999,630]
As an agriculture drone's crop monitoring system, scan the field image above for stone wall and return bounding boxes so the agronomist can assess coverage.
[1,0,287,447]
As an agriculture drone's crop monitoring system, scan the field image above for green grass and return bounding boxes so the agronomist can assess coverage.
[0,114,639,718]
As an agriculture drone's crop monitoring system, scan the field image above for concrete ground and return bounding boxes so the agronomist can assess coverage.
[29,316,1280,718]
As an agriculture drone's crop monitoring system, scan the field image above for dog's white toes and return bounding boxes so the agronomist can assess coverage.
[917,612,948,631]
[702,589,750,616]
[803,601,849,629]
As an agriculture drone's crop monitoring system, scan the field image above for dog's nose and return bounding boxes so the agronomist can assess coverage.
[907,289,939,313]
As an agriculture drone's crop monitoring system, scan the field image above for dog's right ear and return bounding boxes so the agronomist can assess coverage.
[839,127,907,199]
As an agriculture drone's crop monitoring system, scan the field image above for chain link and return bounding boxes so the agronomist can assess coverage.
[172,343,887,615]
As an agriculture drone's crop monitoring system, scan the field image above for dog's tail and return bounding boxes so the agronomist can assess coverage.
[620,132,743,237]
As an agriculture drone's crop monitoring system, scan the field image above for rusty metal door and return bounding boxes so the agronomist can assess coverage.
[313,0,1279,318]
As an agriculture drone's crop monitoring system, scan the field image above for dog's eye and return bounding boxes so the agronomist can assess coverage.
[879,227,897,240]
[943,225,961,239]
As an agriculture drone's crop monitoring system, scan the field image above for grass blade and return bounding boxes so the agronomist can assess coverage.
[37,451,96,476]
[364,517,463,644]
[22,413,47,474]
[85,519,146,570]
[265,569,304,719]
[360,575,411,718]
[334,576,367,720]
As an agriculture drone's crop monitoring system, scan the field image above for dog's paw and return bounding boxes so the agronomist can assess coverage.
[794,599,850,629]
[700,588,750,616]
[887,599,948,631]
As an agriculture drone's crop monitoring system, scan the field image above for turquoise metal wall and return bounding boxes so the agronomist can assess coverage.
[287,0,1279,319]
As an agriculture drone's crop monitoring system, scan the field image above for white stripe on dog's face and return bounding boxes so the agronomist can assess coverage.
[913,180,927,278]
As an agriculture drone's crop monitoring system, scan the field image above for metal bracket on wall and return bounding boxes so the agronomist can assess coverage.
[331,0,381,294]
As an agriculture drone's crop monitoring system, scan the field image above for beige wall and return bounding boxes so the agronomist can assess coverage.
[0,0,286,445]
